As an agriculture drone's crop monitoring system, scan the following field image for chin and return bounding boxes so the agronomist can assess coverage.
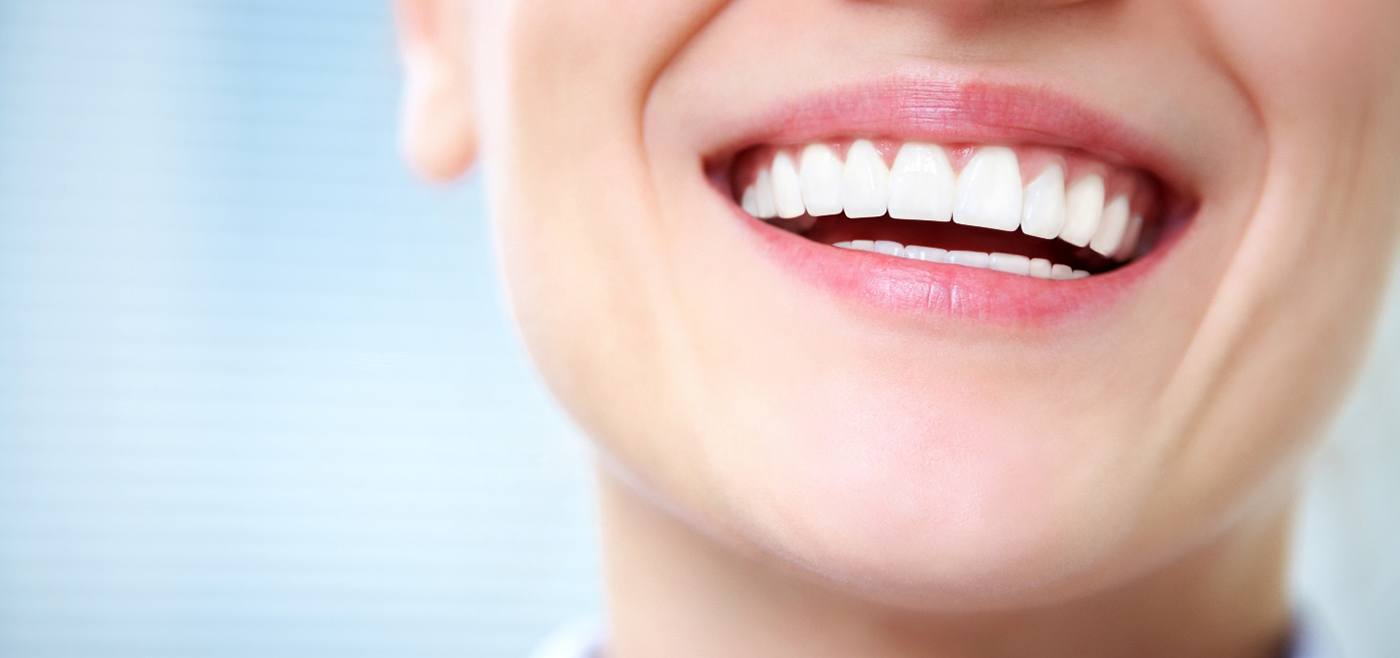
[676,362,1172,610]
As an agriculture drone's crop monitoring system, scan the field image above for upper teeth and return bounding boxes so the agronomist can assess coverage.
[739,140,1148,262]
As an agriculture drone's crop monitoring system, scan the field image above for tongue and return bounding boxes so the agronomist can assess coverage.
[799,216,1114,270]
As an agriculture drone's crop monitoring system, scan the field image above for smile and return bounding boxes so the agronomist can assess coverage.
[705,79,1197,324]
[733,139,1162,279]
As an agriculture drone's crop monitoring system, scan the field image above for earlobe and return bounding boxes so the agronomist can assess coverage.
[395,0,477,182]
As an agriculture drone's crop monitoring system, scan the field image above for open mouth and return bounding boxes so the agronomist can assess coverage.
[726,138,1168,280]
[693,78,1201,323]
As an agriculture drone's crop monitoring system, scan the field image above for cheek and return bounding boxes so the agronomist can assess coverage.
[1177,0,1400,427]
[477,0,741,490]
[1143,0,1400,573]
[1181,0,1400,410]
[1195,0,1400,114]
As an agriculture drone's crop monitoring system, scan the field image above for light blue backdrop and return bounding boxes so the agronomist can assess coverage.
[0,3,598,657]
[0,2,1393,657]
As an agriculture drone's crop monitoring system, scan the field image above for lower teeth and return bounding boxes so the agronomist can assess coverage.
[833,240,1089,280]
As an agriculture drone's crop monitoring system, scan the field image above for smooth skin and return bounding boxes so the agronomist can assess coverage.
[394,2,1400,657]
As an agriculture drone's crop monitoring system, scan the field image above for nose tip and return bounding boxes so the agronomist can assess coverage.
[863,0,1104,20]
[930,0,1101,7]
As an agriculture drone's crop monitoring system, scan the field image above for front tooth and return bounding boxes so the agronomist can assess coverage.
[741,185,760,216]
[771,153,806,219]
[754,168,778,219]
[1029,258,1052,279]
[1059,174,1105,246]
[954,146,1022,231]
[948,250,991,269]
[1050,264,1075,280]
[989,252,1031,276]
[800,144,844,216]
[841,139,889,218]
[1090,195,1131,256]
[904,245,949,263]
[1114,213,1144,261]
[1020,165,1067,239]
[873,240,904,256]
[887,143,955,222]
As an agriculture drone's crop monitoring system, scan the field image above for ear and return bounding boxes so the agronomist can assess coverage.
[394,0,477,182]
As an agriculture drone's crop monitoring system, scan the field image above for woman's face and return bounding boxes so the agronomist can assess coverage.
[459,0,1400,608]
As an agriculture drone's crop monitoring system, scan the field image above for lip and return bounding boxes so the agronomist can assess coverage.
[705,76,1198,327]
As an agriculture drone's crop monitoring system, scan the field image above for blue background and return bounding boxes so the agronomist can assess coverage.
[0,2,1394,656]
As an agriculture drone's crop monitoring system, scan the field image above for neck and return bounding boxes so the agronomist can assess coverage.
[598,470,1295,658]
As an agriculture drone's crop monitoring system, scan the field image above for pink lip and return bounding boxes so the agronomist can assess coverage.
[714,77,1195,326]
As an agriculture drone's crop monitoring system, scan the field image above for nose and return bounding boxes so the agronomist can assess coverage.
[874,0,1101,7]
[859,0,1105,23]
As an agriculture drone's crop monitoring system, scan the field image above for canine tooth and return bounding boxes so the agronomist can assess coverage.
[954,146,1022,231]
[771,153,805,219]
[754,168,778,219]
[1090,195,1131,256]
[1114,213,1144,261]
[800,144,844,216]
[989,252,1031,276]
[887,143,955,222]
[948,250,991,269]
[849,239,875,251]
[1020,165,1067,239]
[1029,258,1052,279]
[833,241,853,248]
[1050,263,1075,280]
[904,245,949,263]
[741,185,759,216]
[873,240,904,256]
[842,140,889,218]
[1059,174,1104,246]
[1071,269,1090,279]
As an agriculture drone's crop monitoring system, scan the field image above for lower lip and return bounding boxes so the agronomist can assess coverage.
[737,207,1172,326]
